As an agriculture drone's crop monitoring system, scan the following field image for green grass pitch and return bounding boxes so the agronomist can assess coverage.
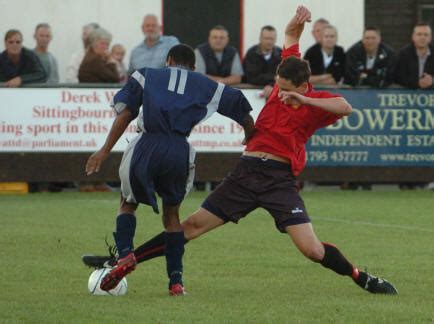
[1,190,433,323]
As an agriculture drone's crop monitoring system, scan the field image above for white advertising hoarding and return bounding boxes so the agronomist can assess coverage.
[0,88,264,152]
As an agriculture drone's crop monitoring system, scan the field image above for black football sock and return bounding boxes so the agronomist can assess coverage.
[134,232,165,263]
[165,231,185,286]
[320,242,357,277]
[113,213,136,258]
[134,231,189,264]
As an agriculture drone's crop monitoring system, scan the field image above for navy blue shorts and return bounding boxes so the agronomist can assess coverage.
[202,156,311,233]
[119,133,190,213]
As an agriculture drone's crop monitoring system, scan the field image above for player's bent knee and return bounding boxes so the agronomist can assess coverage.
[119,199,138,214]
[182,217,201,240]
[299,244,324,262]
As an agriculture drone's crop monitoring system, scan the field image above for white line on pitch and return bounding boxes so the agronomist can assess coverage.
[313,216,434,233]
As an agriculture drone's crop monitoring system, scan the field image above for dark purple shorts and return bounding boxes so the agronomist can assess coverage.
[202,156,311,233]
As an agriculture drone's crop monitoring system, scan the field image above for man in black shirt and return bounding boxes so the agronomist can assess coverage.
[0,29,46,86]
[395,23,433,89]
[243,25,282,98]
[304,25,345,85]
[344,27,396,88]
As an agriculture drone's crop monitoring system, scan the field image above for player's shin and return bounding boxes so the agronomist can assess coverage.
[164,231,185,287]
[320,242,359,278]
[113,213,136,258]
[134,231,189,263]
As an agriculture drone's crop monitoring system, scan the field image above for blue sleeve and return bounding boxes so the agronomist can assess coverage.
[217,86,253,125]
[112,72,144,118]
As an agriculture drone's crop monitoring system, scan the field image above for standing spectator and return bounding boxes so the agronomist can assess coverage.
[33,23,59,84]
[243,25,282,98]
[304,25,345,85]
[111,44,128,83]
[65,22,100,83]
[195,25,243,85]
[344,27,396,88]
[78,28,119,83]
[395,23,433,89]
[0,29,46,87]
[128,14,179,74]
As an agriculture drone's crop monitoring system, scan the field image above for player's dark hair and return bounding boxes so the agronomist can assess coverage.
[364,26,381,35]
[166,44,195,70]
[261,25,276,33]
[276,56,311,87]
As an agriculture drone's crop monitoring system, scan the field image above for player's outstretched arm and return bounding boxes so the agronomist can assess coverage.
[285,5,312,48]
[85,109,134,175]
[279,91,352,116]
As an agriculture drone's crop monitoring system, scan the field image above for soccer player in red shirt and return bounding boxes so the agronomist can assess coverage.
[83,6,397,295]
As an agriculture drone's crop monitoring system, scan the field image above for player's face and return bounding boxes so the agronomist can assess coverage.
[362,30,381,53]
[312,22,327,43]
[276,75,307,94]
[276,76,308,107]
[321,28,337,49]
[5,33,23,56]
[34,27,52,48]
[259,30,277,52]
[412,26,432,49]
[209,30,229,52]
[142,17,160,40]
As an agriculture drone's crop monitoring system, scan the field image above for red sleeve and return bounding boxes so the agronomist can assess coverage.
[281,43,301,59]
[308,91,343,129]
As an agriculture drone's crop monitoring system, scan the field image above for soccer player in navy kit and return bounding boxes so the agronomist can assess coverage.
[85,44,255,295]
[84,7,397,295]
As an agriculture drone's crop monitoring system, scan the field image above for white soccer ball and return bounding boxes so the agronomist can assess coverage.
[88,268,128,296]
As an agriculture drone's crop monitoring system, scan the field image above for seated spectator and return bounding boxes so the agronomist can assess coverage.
[195,25,243,85]
[395,23,433,89]
[311,18,330,44]
[110,44,128,83]
[33,23,59,84]
[66,23,100,83]
[304,18,330,61]
[304,25,345,85]
[78,28,119,83]
[243,25,281,98]
[344,27,396,87]
[0,29,46,87]
[129,14,179,74]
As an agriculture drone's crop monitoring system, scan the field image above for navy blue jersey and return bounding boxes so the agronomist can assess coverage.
[112,67,252,135]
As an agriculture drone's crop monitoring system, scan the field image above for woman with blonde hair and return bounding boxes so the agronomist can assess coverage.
[78,28,120,83]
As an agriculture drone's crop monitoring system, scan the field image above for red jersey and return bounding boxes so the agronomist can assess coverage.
[246,43,343,176]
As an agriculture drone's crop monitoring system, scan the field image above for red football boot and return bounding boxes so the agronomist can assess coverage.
[100,252,137,291]
[169,283,186,296]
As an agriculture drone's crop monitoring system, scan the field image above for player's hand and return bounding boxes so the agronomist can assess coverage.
[278,90,310,106]
[285,5,311,45]
[295,5,312,24]
[86,150,110,175]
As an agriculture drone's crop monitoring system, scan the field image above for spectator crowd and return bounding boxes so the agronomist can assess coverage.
[0,14,433,92]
